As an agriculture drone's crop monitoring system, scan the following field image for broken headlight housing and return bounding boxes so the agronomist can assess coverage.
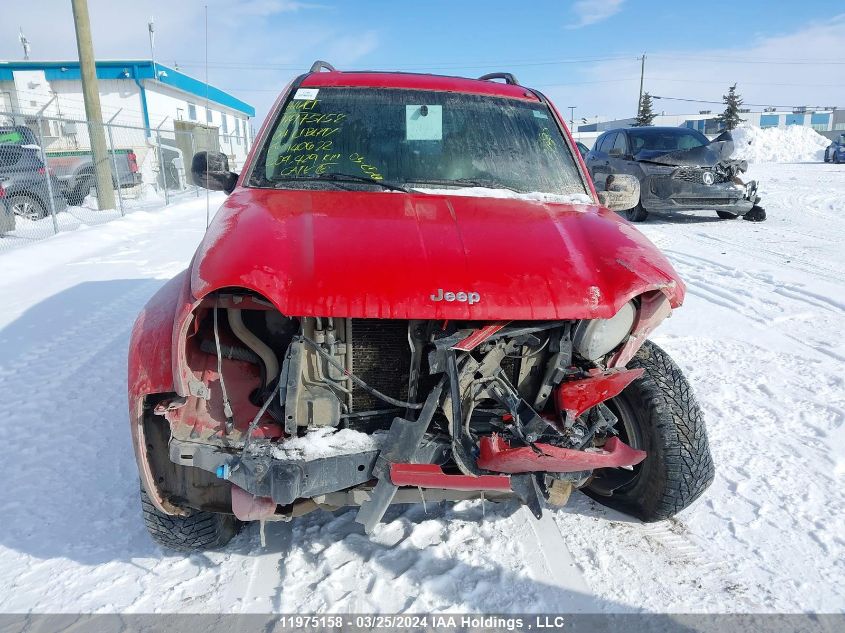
[573,301,636,361]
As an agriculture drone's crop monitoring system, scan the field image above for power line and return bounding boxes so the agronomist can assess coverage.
[652,95,840,109]
[648,53,845,65]
[172,55,639,72]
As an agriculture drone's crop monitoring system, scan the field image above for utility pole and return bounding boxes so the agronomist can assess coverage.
[568,106,576,131]
[18,28,31,60]
[71,0,116,210]
[637,53,646,116]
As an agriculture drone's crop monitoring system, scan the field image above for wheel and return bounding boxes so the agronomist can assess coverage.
[743,205,767,222]
[716,210,738,220]
[585,341,714,521]
[626,203,649,222]
[141,486,241,552]
[9,194,47,220]
[67,175,94,205]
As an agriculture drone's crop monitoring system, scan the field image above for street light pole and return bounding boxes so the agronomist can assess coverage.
[637,53,646,115]
[71,0,116,211]
[568,106,576,132]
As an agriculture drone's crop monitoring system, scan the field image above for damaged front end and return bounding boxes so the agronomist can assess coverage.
[145,288,671,533]
[637,131,762,216]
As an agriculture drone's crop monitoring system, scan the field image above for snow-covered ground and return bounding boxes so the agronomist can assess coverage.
[0,163,842,614]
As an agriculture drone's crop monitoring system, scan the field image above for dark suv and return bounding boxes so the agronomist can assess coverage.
[585,126,764,222]
[0,130,67,231]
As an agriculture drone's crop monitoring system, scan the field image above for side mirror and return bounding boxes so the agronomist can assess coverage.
[191,151,238,194]
[597,174,640,212]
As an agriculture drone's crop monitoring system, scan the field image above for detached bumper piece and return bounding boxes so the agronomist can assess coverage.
[476,435,646,474]
[389,463,511,491]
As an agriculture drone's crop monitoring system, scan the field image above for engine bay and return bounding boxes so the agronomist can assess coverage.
[153,289,666,530]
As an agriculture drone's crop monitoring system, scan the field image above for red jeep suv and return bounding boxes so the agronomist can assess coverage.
[129,61,713,551]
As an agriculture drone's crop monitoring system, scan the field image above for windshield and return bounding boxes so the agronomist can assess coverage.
[248,87,587,196]
[627,128,709,154]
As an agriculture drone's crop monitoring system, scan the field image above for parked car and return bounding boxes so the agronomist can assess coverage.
[824,133,845,164]
[0,125,141,205]
[0,136,67,227]
[129,62,713,552]
[585,126,765,222]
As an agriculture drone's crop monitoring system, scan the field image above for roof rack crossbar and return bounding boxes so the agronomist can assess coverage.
[309,60,337,73]
[478,72,519,85]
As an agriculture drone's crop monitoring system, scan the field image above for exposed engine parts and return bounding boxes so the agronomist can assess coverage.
[159,290,664,531]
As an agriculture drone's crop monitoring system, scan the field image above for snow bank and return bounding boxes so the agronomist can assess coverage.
[730,125,829,163]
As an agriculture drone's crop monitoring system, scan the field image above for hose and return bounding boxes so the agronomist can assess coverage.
[199,339,260,364]
[227,308,280,386]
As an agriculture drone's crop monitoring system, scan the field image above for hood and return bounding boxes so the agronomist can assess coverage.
[191,188,684,320]
[637,131,735,167]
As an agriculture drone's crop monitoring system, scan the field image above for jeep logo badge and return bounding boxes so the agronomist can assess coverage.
[430,288,481,305]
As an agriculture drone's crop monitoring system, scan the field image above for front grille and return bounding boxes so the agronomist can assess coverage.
[350,319,411,411]
[672,167,726,184]
[674,197,739,206]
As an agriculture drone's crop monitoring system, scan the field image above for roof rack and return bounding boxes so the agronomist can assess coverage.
[478,72,519,85]
[309,60,337,73]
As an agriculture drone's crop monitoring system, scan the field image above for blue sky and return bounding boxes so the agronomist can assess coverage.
[2,0,844,125]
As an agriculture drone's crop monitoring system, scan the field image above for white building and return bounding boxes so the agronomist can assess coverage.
[0,59,255,177]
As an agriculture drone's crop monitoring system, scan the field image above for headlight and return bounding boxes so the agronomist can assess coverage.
[640,163,675,175]
[573,301,637,361]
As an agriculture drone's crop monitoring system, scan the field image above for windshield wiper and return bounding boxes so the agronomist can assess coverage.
[413,178,525,194]
[273,173,411,193]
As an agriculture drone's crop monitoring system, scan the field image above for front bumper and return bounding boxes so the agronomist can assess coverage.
[641,174,755,215]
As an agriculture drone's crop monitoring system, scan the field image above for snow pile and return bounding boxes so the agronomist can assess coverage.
[270,427,383,460]
[730,125,829,163]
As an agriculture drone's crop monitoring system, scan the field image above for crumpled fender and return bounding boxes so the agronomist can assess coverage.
[128,269,194,515]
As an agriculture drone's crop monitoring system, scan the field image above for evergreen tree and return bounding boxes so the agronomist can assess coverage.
[634,92,656,127]
[717,83,745,131]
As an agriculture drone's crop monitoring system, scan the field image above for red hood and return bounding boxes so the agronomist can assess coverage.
[191,188,684,320]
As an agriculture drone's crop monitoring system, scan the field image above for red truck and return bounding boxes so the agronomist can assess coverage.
[129,62,714,551]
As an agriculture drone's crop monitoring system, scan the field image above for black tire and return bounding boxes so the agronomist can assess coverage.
[716,210,738,220]
[9,194,47,220]
[141,486,241,552]
[743,205,767,222]
[586,341,714,521]
[67,175,94,206]
[626,203,649,222]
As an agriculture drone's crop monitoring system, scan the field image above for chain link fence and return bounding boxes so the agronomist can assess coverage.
[0,108,249,253]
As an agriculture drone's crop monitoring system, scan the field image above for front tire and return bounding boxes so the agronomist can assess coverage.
[626,203,649,222]
[586,341,714,521]
[743,205,767,222]
[9,194,47,220]
[141,487,241,552]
